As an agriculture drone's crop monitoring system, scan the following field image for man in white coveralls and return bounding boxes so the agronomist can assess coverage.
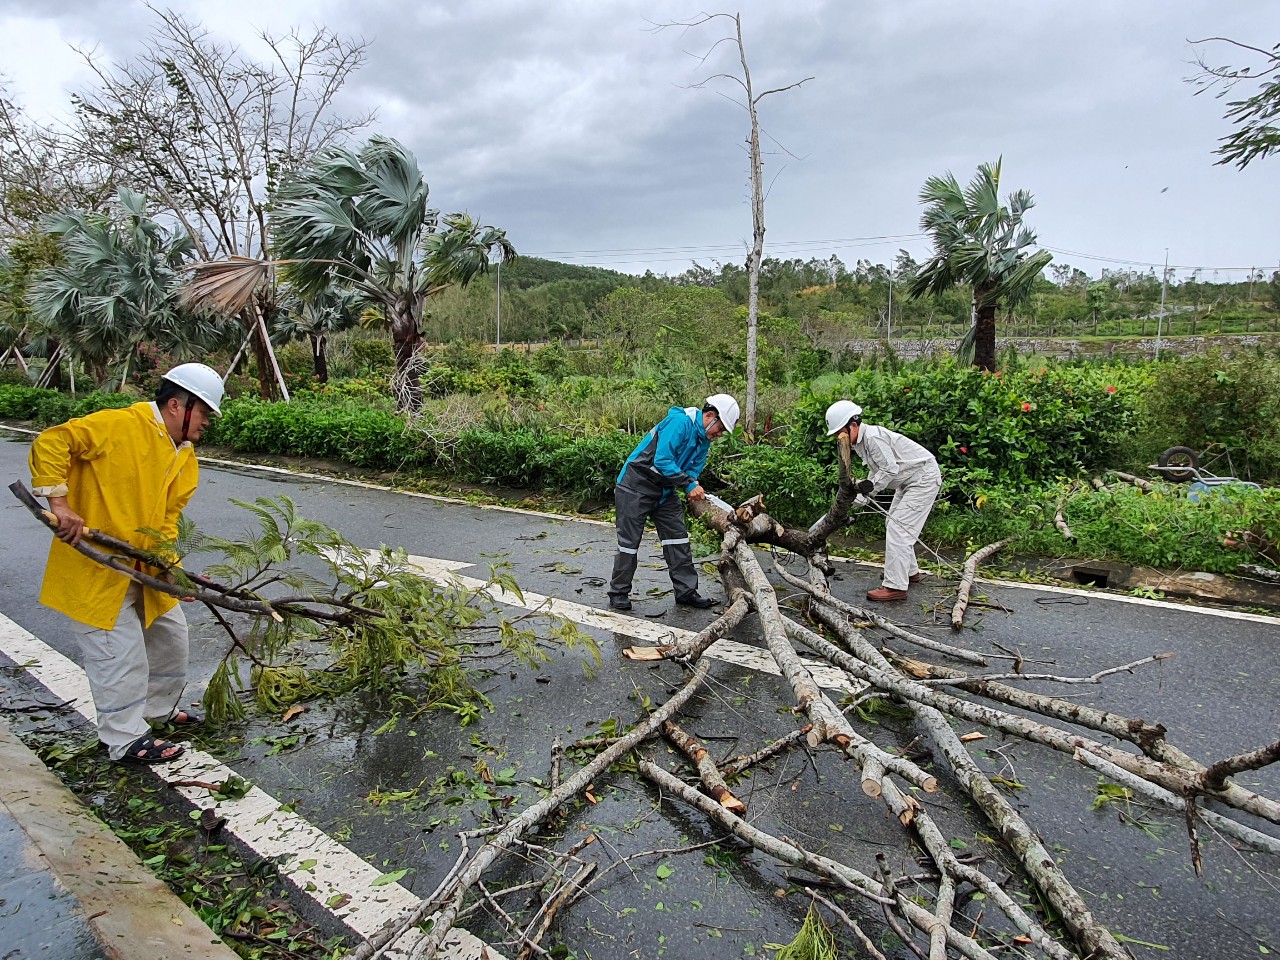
[824,400,942,602]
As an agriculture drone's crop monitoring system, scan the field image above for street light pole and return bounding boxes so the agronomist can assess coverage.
[1155,248,1168,361]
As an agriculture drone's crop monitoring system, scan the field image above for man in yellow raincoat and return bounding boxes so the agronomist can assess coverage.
[29,363,224,763]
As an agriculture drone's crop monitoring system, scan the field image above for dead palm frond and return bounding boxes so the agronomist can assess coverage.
[181,257,277,315]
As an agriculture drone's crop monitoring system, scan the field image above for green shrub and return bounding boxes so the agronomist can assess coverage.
[208,397,429,469]
[541,433,635,501]
[0,386,133,426]
[793,361,1148,489]
[919,480,1280,575]
[712,441,834,526]
[1139,350,1280,483]
[340,335,396,378]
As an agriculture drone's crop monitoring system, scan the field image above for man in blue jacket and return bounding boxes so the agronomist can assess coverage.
[608,393,740,611]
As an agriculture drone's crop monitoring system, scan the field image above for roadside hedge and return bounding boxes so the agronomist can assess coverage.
[5,366,1279,574]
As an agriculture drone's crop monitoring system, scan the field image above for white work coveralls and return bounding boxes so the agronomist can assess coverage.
[853,425,942,591]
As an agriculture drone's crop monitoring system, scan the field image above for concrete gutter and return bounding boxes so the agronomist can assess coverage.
[0,717,239,960]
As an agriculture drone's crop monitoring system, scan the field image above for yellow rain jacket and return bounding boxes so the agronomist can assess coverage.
[29,402,199,630]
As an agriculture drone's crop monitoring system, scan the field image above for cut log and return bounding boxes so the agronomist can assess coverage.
[662,720,747,814]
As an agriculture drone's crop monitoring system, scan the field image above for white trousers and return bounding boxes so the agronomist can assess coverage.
[882,467,942,591]
[71,582,189,759]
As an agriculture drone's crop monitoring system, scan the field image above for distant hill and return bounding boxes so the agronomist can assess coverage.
[496,256,635,290]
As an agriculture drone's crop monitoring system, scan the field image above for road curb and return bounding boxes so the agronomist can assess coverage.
[0,716,239,960]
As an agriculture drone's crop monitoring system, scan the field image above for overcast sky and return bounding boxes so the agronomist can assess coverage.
[2,0,1277,281]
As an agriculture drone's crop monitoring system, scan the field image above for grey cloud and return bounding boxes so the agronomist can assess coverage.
[3,0,1277,274]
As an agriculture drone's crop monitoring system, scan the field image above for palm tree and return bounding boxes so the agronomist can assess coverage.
[29,188,221,386]
[907,159,1052,371]
[273,287,363,383]
[271,136,516,408]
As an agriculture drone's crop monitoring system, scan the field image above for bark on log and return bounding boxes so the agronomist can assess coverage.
[772,558,988,666]
[637,760,1004,960]
[1072,748,1280,856]
[1090,476,1109,492]
[951,538,1013,631]
[1053,482,1079,540]
[789,617,1280,827]
[888,656,1170,750]
[802,601,1129,960]
[912,705,1128,960]
[731,539,937,794]
[1202,738,1280,791]
[1238,563,1280,583]
[352,659,711,960]
[662,720,747,814]
[686,434,861,558]
[1109,470,1153,493]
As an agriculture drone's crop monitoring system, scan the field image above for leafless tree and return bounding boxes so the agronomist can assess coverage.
[658,13,812,439]
[66,7,373,398]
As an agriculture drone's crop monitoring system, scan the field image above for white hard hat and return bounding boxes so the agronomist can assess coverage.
[824,400,862,435]
[163,362,225,416]
[705,393,740,433]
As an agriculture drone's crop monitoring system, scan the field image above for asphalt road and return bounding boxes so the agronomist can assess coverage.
[1,428,1277,960]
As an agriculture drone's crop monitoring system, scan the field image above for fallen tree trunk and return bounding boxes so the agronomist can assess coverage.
[801,598,1131,960]
[637,759,1006,960]
[352,660,711,960]
[1054,482,1079,540]
[951,538,1013,631]
[1109,470,1153,493]
[662,719,747,814]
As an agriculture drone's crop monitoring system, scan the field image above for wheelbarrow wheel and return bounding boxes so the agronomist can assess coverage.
[1157,445,1199,482]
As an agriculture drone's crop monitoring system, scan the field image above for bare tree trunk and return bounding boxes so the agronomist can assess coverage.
[951,538,1012,630]
[246,306,278,402]
[311,333,329,383]
[737,12,765,441]
[390,294,423,411]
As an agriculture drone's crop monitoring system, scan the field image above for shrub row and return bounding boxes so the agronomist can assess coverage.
[5,366,1279,573]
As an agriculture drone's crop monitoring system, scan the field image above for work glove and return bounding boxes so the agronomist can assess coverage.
[855,478,874,495]
[854,493,869,507]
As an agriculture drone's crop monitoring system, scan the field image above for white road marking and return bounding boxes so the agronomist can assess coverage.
[832,556,1280,625]
[0,612,497,960]
[401,553,862,694]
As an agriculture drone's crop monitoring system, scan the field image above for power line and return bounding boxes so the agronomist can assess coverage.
[1043,245,1274,273]
[525,233,928,263]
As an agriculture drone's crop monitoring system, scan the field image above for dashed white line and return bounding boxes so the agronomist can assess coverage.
[399,553,861,694]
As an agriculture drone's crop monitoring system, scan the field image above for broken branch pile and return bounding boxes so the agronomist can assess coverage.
[352,435,1280,960]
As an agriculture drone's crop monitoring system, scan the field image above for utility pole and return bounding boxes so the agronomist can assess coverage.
[887,268,893,342]
[1155,248,1168,361]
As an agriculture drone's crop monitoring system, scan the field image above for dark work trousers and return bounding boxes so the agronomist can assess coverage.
[609,482,700,603]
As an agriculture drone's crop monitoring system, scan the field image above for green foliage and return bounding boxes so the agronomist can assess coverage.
[0,385,135,425]
[194,496,599,723]
[1138,350,1280,482]
[767,903,838,960]
[795,360,1147,491]
[207,396,429,467]
[922,479,1280,574]
[712,440,835,526]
